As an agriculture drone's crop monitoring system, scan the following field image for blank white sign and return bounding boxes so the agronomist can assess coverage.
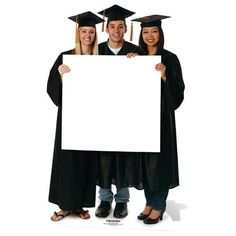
[62,55,161,152]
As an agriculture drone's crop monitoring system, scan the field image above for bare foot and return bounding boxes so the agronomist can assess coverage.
[51,210,71,221]
[76,209,90,219]
[148,209,162,219]
[142,205,152,215]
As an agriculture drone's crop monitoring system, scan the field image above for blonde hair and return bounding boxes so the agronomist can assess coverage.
[75,29,98,55]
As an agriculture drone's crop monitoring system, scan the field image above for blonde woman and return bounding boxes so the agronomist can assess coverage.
[47,12,104,221]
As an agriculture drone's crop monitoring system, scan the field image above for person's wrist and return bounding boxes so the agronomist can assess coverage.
[161,76,167,82]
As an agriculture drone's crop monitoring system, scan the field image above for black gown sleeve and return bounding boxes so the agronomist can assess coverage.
[161,52,185,112]
[47,53,63,106]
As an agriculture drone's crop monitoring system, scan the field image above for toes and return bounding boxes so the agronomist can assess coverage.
[78,212,90,219]
[79,214,85,219]
[51,215,59,221]
[84,213,90,219]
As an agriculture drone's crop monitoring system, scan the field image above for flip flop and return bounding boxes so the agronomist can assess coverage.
[76,209,90,219]
[51,210,71,221]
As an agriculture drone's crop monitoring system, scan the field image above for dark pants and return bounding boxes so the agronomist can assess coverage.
[144,188,169,211]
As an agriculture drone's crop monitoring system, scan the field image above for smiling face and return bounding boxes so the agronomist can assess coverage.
[79,26,96,46]
[142,26,160,47]
[106,20,127,44]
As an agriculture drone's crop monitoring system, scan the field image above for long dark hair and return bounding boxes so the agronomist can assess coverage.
[139,26,164,55]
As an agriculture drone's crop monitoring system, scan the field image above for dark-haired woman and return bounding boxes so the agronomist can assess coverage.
[132,15,185,224]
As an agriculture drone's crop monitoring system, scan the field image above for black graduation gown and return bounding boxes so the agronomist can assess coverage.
[140,49,185,192]
[97,41,144,188]
[47,49,97,210]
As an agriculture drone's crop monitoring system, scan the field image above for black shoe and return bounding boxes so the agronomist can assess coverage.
[137,206,152,220]
[137,212,150,220]
[143,211,164,225]
[95,201,111,218]
[113,203,128,218]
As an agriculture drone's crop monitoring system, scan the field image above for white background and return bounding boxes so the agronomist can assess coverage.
[0,0,236,236]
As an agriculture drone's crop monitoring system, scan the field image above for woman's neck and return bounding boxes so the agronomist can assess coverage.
[81,45,93,55]
[108,40,123,49]
[147,46,158,55]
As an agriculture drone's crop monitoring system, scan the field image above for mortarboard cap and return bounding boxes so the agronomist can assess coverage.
[98,4,135,22]
[68,11,104,27]
[132,14,170,27]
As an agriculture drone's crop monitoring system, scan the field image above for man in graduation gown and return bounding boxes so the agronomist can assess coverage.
[95,5,142,219]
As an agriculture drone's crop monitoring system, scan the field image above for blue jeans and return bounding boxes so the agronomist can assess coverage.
[144,188,169,211]
[98,187,130,203]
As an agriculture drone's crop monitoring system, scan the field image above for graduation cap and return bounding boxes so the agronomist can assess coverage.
[98,4,135,35]
[132,14,170,27]
[98,4,135,22]
[68,11,104,27]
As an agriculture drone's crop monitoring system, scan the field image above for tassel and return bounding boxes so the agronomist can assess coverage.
[75,15,79,44]
[130,21,133,41]
[102,10,105,32]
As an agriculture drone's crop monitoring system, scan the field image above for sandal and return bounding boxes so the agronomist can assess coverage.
[76,209,90,219]
[51,210,71,221]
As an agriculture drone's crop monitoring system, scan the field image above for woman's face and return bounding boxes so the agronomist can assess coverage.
[142,26,160,47]
[79,26,96,46]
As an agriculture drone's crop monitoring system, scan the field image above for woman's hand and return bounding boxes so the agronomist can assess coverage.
[155,63,167,82]
[58,64,71,76]
[126,52,138,58]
